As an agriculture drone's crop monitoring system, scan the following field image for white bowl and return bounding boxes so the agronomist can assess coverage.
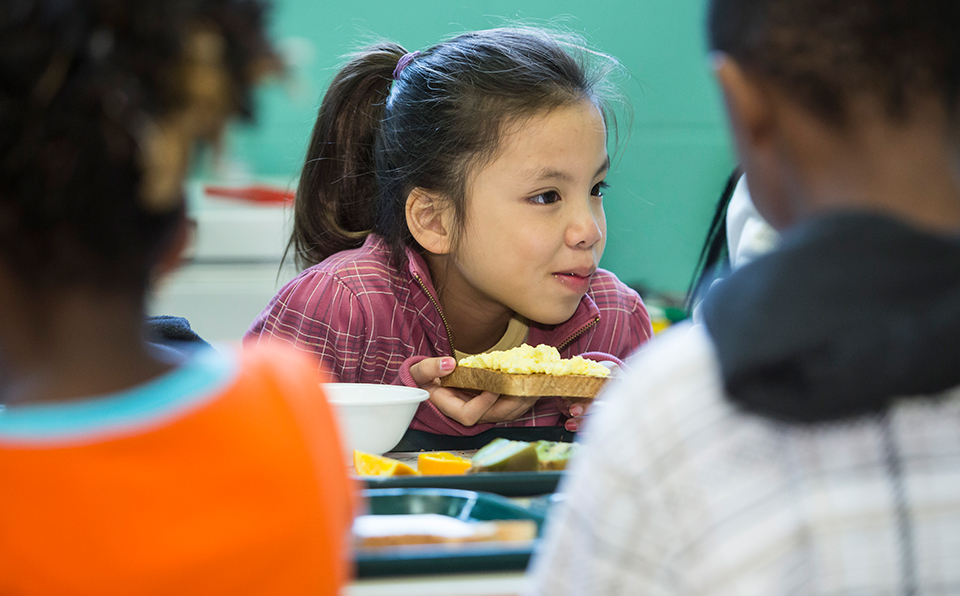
[323,383,429,455]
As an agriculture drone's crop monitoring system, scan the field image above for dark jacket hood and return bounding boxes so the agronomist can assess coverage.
[702,212,960,423]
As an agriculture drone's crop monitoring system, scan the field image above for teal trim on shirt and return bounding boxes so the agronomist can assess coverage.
[0,347,237,444]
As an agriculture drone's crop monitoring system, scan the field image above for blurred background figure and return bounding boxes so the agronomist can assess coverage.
[725,175,777,269]
[526,0,960,594]
[686,169,778,319]
[0,1,354,594]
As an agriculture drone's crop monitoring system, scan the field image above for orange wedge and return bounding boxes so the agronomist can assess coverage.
[353,450,420,476]
[417,451,472,475]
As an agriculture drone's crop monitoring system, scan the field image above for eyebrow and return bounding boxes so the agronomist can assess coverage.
[525,155,611,184]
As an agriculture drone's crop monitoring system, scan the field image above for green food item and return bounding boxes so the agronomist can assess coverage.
[467,438,579,473]
[534,440,578,471]
[468,438,538,473]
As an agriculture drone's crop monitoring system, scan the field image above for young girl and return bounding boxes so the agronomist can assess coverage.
[245,28,653,435]
[0,2,354,593]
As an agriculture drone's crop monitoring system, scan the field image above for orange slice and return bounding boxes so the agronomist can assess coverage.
[417,451,472,475]
[353,450,420,476]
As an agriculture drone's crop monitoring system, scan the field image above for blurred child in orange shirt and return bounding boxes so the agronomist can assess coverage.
[0,1,355,594]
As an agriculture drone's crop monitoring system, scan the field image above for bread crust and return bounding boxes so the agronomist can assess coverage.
[440,366,607,398]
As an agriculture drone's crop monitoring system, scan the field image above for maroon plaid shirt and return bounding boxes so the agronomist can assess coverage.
[245,235,653,435]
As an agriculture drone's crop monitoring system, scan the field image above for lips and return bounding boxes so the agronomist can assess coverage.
[554,267,595,279]
[553,268,595,292]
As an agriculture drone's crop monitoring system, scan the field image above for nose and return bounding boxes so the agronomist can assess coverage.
[565,197,604,249]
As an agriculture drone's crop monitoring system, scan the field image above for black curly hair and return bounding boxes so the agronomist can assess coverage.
[0,0,277,293]
[707,0,960,127]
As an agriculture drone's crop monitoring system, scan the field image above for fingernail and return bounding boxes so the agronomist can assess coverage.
[570,405,583,417]
[440,358,456,371]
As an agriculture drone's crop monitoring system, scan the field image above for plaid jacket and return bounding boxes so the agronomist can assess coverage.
[245,234,652,435]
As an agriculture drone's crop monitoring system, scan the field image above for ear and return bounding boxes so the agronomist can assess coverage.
[406,187,453,255]
[711,53,775,154]
[712,53,797,230]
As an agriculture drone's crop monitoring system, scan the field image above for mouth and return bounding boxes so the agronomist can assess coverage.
[552,269,595,291]
[554,268,596,280]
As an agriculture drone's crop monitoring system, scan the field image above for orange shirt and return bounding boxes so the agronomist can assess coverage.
[0,345,356,595]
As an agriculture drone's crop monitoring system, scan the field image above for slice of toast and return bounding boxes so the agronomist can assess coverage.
[440,366,607,398]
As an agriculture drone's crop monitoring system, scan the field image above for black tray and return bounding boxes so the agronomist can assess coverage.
[393,426,576,452]
[363,427,575,497]
[362,470,562,497]
[354,487,547,578]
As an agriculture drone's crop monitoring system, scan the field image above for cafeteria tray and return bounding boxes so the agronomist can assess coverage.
[392,426,575,452]
[362,470,562,497]
[359,427,575,497]
[354,487,547,578]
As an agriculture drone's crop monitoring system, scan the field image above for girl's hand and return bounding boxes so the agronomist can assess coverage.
[408,357,499,426]
[560,400,590,432]
[475,394,540,424]
[408,357,540,425]
[560,360,620,431]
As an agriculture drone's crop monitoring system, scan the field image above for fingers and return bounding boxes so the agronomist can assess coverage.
[429,389,499,426]
[410,357,497,426]
[477,394,540,424]
[408,356,457,387]
[562,401,589,432]
[559,398,589,417]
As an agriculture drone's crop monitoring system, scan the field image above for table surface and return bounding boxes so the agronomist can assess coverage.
[347,570,530,596]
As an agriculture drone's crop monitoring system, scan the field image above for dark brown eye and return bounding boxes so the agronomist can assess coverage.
[532,191,561,205]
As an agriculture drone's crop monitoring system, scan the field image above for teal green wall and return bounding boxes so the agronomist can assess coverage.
[224,0,735,295]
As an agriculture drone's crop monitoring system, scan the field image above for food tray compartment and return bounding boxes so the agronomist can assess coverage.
[354,488,547,577]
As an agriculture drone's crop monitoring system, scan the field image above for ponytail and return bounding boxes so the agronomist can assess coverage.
[288,28,620,272]
[287,43,406,269]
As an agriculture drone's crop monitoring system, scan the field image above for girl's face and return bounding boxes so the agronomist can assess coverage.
[448,99,609,325]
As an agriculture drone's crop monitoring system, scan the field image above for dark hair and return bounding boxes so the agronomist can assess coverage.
[707,0,960,127]
[0,0,277,293]
[289,27,621,269]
